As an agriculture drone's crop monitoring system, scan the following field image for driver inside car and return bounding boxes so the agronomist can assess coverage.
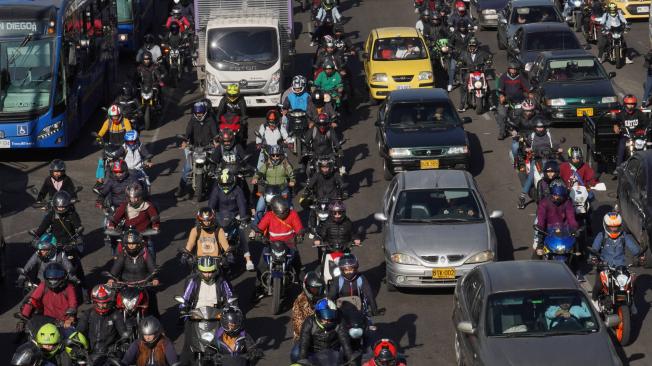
[544,299,591,329]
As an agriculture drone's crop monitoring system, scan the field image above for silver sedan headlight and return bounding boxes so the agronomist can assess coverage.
[464,250,494,264]
[391,253,420,265]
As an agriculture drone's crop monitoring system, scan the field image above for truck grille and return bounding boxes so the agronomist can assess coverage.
[220,81,267,90]
[392,75,413,82]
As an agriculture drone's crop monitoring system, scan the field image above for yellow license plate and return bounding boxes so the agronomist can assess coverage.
[432,268,456,279]
[576,108,594,117]
[420,159,439,169]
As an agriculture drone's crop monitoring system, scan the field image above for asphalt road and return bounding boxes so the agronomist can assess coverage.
[2,0,652,364]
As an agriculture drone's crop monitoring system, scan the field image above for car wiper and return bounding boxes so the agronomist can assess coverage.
[8,33,34,66]
[429,218,473,223]
[497,332,547,338]
[398,218,434,223]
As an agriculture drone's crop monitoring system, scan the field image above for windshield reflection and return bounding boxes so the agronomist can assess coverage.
[207,27,278,65]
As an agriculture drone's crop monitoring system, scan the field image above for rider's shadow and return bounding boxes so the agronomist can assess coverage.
[246,315,292,351]
[373,313,420,349]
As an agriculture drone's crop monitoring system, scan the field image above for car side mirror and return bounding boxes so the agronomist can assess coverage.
[457,321,475,334]
[489,210,503,219]
[374,212,388,222]
[604,314,620,328]
[462,117,472,124]
[608,71,616,79]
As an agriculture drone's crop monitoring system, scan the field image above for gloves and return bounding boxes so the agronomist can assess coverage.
[180,252,192,265]
[638,255,646,266]
[591,256,600,265]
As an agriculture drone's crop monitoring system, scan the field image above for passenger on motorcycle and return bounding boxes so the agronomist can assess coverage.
[108,229,160,317]
[122,316,178,366]
[97,160,143,209]
[509,99,544,164]
[97,104,133,145]
[183,207,229,263]
[596,2,632,64]
[165,5,191,33]
[304,114,344,173]
[307,90,337,129]
[313,61,344,106]
[251,145,296,226]
[136,34,162,64]
[36,160,78,204]
[109,183,160,257]
[19,262,77,329]
[217,84,248,131]
[292,272,327,342]
[613,94,650,171]
[298,298,354,363]
[364,338,407,366]
[497,62,530,140]
[176,101,219,199]
[255,110,290,169]
[560,146,599,190]
[447,21,473,92]
[448,1,475,31]
[135,51,165,90]
[518,121,562,209]
[329,253,381,317]
[534,181,580,252]
[455,37,492,112]
[213,306,263,363]
[76,284,129,360]
[253,197,304,302]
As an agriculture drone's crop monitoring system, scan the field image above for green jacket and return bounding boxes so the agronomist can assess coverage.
[314,71,343,93]
[255,160,295,186]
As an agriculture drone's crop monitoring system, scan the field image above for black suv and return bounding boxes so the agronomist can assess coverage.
[375,89,471,180]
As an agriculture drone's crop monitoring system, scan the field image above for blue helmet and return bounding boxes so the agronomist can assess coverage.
[549,180,568,204]
[315,298,338,322]
[124,130,139,149]
[192,102,208,121]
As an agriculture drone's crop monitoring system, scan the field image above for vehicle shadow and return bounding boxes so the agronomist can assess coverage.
[342,143,370,176]
[0,240,35,315]
[630,273,652,345]
[467,132,485,177]
[345,168,374,196]
[492,217,515,261]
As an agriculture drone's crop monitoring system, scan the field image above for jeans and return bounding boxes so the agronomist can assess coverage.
[291,343,301,363]
[644,75,652,102]
[522,160,538,194]
[616,136,627,165]
[496,104,508,136]
[181,147,192,184]
[511,140,520,163]
[448,58,456,87]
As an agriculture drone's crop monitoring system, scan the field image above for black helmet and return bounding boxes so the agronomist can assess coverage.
[120,83,134,98]
[52,191,72,214]
[421,8,431,18]
[270,196,290,219]
[142,50,152,64]
[171,5,182,17]
[543,160,560,174]
[123,228,144,256]
[144,34,155,48]
[338,253,359,280]
[197,256,220,284]
[49,159,66,176]
[11,342,43,366]
[217,169,236,193]
[43,262,67,291]
[139,316,162,347]
[125,182,144,208]
[312,90,325,107]
[302,271,326,303]
[220,306,244,337]
[457,22,468,32]
[318,157,334,175]
[267,144,284,166]
[196,207,216,231]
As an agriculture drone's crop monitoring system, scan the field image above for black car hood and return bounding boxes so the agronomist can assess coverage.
[541,79,615,98]
[385,125,466,148]
[477,0,508,10]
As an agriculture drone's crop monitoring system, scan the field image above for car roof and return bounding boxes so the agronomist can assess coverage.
[518,22,573,32]
[387,88,450,103]
[373,27,420,39]
[481,260,579,294]
[510,0,556,7]
[540,49,593,59]
[396,170,474,191]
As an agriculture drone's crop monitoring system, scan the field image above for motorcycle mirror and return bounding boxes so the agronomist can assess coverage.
[489,210,503,219]
[174,295,185,304]
[104,229,121,237]
[592,182,607,191]
[462,117,472,124]
[141,228,160,237]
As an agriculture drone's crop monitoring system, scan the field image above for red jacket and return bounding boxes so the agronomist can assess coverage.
[559,162,598,188]
[166,17,191,33]
[21,282,77,321]
[111,201,160,232]
[258,210,303,248]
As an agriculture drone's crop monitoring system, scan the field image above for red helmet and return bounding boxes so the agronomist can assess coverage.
[455,1,465,11]
[373,339,399,366]
[91,284,115,314]
[111,160,128,174]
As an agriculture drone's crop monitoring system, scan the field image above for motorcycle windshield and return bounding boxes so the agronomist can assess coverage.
[545,224,575,253]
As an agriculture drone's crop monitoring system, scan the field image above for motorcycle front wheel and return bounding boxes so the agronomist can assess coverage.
[614,46,623,69]
[615,304,632,345]
[143,105,152,130]
[272,276,282,315]
[194,172,204,203]
[474,94,484,115]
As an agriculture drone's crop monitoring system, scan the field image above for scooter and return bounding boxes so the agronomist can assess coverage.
[174,298,222,364]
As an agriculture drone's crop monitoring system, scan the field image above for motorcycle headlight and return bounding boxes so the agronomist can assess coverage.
[207,74,220,95]
[390,253,420,265]
[612,32,621,39]
[201,331,214,342]
[573,0,582,7]
[473,80,483,89]
[546,98,567,107]
[171,49,180,57]
[272,249,286,259]
[616,273,629,287]
[371,73,388,82]
[601,96,617,104]
[141,91,153,100]
[554,244,567,254]
[418,71,433,81]
[119,33,128,42]
[446,146,469,155]
[194,152,206,164]
[348,327,364,339]
[269,70,281,94]
[635,139,646,150]
[440,46,449,53]
[122,297,137,311]
[464,250,494,264]
[318,212,329,220]
[388,148,412,158]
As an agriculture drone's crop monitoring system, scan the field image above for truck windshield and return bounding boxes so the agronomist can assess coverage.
[117,0,134,22]
[0,38,54,114]
[207,27,278,65]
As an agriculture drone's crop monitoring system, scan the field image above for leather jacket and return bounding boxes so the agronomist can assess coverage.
[299,316,353,361]
[317,217,357,244]
[77,308,128,356]
[34,208,83,245]
[110,249,156,282]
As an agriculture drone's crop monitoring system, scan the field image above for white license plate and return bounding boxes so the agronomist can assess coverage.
[396,85,411,90]
[637,6,649,12]
[0,139,10,148]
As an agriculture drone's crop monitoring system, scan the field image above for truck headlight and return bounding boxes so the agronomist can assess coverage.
[391,253,420,265]
[269,70,281,94]
[464,250,494,264]
[418,71,432,81]
[37,121,63,140]
[372,73,388,82]
[546,98,566,107]
[445,146,468,155]
[388,148,412,157]
[206,74,220,95]
[601,96,617,104]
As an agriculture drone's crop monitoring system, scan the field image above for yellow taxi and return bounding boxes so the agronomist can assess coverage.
[363,27,434,102]
[615,0,650,19]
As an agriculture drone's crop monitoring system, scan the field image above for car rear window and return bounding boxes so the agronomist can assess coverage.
[525,31,580,51]
[510,6,561,24]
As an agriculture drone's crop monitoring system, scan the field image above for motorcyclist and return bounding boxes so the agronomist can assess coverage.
[182,207,229,265]
[178,257,237,364]
[109,182,160,258]
[416,9,432,36]
[255,109,290,169]
[560,146,599,189]
[35,160,78,204]
[447,21,473,92]
[314,37,345,73]
[303,159,345,230]
[213,306,263,363]
[307,90,337,129]
[332,24,356,57]
[509,99,544,165]
[596,2,632,64]
[329,253,381,318]
[165,5,191,33]
[17,233,78,286]
[176,101,219,199]
[19,262,77,329]
[135,51,165,94]
[298,298,354,363]
[428,13,450,41]
[518,120,563,209]
[216,84,248,133]
[304,113,344,173]
[312,0,342,46]
[76,284,129,360]
[251,144,296,226]
[364,339,407,366]
[113,83,143,130]
[534,181,580,254]
[448,1,475,30]
[252,197,304,302]
[136,34,162,64]
[497,62,530,140]
[34,323,74,366]
[536,161,561,204]
[212,128,252,203]
[292,272,327,345]
[313,61,344,107]
[108,229,160,317]
[315,200,361,247]
[590,212,644,300]
[282,75,312,131]
[207,169,254,270]
[97,104,133,145]
[122,316,178,366]
[613,94,650,172]
[455,37,492,112]
[10,341,43,366]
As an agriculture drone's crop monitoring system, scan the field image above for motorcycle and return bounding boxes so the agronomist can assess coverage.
[583,8,602,43]
[254,180,291,224]
[533,224,578,265]
[588,250,636,345]
[605,24,627,69]
[308,197,332,236]
[178,135,216,203]
[162,39,189,88]
[286,109,309,156]
[622,126,652,158]
[139,84,160,130]
[565,0,584,31]
[104,227,160,262]
[91,133,126,187]
[461,63,490,115]
[174,299,222,365]
[261,240,297,315]
[337,296,375,356]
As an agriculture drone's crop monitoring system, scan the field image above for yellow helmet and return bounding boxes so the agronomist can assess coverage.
[65,331,89,360]
[226,84,240,102]
[36,323,61,358]
[607,2,617,14]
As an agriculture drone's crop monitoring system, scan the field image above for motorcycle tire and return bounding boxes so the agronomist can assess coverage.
[194,173,204,203]
[475,95,484,115]
[143,105,151,131]
[616,305,632,345]
[170,69,178,88]
[615,47,623,69]
[272,276,282,315]
[295,137,302,156]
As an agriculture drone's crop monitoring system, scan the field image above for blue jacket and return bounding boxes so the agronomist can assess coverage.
[284,91,311,112]
[208,185,249,220]
[591,232,642,266]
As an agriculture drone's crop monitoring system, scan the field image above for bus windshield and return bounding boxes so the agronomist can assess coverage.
[0,38,54,114]
[116,0,134,22]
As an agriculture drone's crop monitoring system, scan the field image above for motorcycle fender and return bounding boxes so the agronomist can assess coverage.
[271,270,284,279]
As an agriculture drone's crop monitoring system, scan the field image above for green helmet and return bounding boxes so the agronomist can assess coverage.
[35,323,61,358]
[65,331,89,360]
[436,38,450,52]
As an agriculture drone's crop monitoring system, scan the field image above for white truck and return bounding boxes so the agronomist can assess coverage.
[194,0,295,108]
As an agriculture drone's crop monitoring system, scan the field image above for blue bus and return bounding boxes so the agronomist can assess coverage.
[0,0,118,149]
[116,0,155,52]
